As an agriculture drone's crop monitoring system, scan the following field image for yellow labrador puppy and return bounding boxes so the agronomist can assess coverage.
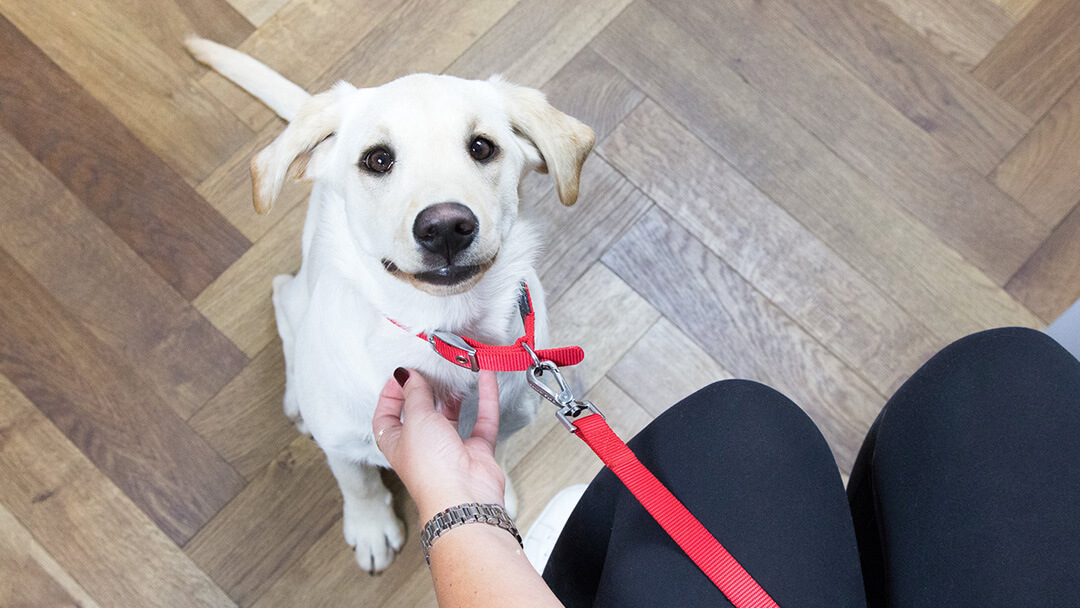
[186,38,593,572]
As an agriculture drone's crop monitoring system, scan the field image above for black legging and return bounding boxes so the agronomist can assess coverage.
[543,328,1080,607]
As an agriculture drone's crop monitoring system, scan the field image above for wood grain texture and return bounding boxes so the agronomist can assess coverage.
[1006,203,1080,323]
[604,209,887,472]
[196,0,408,129]
[0,375,237,608]
[194,202,305,357]
[185,436,342,607]
[662,0,1046,285]
[758,0,1031,174]
[875,0,1014,68]
[0,15,251,300]
[973,0,1080,120]
[600,101,940,394]
[189,342,299,480]
[608,318,734,418]
[445,0,634,86]
[225,0,290,26]
[0,248,245,544]
[0,1,253,183]
[990,0,1040,21]
[993,79,1080,226]
[197,118,309,241]
[0,503,101,608]
[591,2,1042,340]
[0,129,246,419]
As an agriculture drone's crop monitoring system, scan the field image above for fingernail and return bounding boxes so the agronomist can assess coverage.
[393,367,409,387]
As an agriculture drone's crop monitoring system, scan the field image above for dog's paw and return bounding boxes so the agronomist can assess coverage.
[342,495,406,573]
[504,474,519,520]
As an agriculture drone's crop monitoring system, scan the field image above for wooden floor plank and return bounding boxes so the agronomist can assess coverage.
[445,0,634,86]
[185,436,342,607]
[0,503,102,608]
[194,202,305,357]
[607,318,735,417]
[993,79,1080,226]
[0,129,246,419]
[591,3,1042,341]
[189,342,299,480]
[973,0,1080,120]
[0,16,251,300]
[662,0,1047,285]
[1006,202,1080,323]
[0,248,245,544]
[195,0,409,130]
[224,0,290,26]
[758,0,1031,174]
[874,0,1014,68]
[990,0,1040,21]
[0,375,237,608]
[604,209,889,472]
[600,100,940,394]
[0,2,252,183]
[174,0,255,46]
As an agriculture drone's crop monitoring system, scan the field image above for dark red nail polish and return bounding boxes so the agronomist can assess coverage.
[393,367,409,387]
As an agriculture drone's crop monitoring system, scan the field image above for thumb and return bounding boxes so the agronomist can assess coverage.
[470,369,500,450]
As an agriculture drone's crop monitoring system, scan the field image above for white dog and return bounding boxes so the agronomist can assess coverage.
[187,38,594,572]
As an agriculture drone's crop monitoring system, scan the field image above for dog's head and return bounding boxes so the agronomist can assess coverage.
[251,75,594,295]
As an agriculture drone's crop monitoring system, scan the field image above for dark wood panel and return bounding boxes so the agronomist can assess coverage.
[0,128,247,419]
[184,437,342,607]
[175,0,255,48]
[602,209,883,471]
[0,15,251,300]
[993,79,1080,226]
[661,0,1046,284]
[1007,202,1080,323]
[590,2,1043,340]
[0,249,245,544]
[757,0,1030,174]
[973,0,1080,120]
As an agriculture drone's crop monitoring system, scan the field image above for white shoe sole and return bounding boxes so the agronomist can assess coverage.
[522,484,589,574]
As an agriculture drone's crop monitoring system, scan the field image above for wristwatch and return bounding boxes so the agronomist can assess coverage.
[420,502,522,565]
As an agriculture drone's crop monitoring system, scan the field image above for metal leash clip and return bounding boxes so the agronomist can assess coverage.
[522,343,604,432]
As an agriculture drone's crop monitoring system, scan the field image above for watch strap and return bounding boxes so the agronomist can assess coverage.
[420,502,522,565]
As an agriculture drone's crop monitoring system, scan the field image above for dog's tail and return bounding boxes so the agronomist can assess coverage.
[185,36,310,122]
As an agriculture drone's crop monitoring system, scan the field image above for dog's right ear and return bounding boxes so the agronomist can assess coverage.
[251,83,352,214]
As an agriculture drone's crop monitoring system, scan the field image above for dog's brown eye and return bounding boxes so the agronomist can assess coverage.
[469,137,496,162]
[361,147,394,173]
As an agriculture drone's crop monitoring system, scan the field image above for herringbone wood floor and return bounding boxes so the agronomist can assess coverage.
[1,0,1078,605]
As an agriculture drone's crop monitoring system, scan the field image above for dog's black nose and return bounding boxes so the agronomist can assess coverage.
[413,202,478,260]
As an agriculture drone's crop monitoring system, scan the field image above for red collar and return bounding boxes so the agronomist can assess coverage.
[387,282,584,372]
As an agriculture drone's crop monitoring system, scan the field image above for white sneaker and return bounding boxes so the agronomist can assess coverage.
[522,484,589,573]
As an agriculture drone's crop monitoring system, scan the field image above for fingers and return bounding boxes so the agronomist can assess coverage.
[372,377,406,458]
[470,369,500,449]
[399,369,437,420]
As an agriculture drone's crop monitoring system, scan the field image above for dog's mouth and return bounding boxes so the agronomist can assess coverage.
[382,256,497,292]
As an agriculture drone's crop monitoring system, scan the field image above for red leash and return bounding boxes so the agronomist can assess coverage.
[397,281,780,607]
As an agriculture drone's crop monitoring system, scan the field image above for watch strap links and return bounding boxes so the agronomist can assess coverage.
[420,502,522,565]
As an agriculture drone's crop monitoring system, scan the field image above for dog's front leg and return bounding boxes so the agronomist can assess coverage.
[326,454,405,573]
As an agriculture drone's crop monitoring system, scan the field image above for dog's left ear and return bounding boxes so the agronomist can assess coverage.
[250,82,353,214]
[491,77,595,207]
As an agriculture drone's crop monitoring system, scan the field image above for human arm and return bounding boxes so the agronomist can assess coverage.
[372,368,564,608]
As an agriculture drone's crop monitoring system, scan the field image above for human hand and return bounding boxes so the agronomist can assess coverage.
[372,368,505,523]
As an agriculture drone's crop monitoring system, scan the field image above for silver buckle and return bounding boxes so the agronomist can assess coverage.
[428,330,479,372]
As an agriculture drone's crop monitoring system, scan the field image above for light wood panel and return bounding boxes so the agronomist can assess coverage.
[973,0,1080,120]
[1007,203,1080,323]
[445,0,634,86]
[0,15,251,300]
[0,248,245,544]
[604,208,887,472]
[0,2,253,183]
[0,128,247,420]
[225,0,290,27]
[0,375,237,608]
[663,0,1046,285]
[185,436,342,607]
[875,0,1014,68]
[990,0,1041,21]
[0,503,101,608]
[194,202,305,357]
[993,79,1080,226]
[608,318,735,417]
[756,0,1031,174]
[600,100,939,394]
